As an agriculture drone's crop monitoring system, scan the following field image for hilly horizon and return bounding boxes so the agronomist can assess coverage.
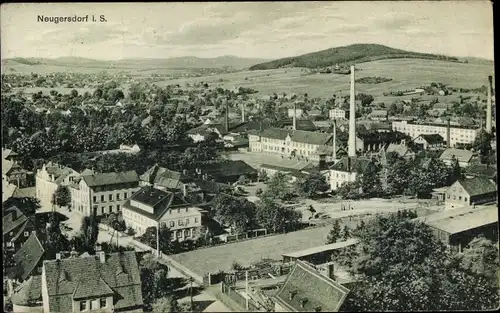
[248,43,492,70]
[2,55,271,70]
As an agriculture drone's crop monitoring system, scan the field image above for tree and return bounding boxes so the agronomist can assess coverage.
[79,211,99,253]
[295,171,329,198]
[326,219,342,244]
[140,225,173,254]
[340,212,499,311]
[255,197,301,234]
[42,212,70,259]
[257,170,268,182]
[340,225,351,241]
[264,172,294,200]
[472,129,495,164]
[2,197,40,216]
[211,193,256,234]
[447,156,465,185]
[459,236,499,282]
[359,160,381,197]
[53,185,71,207]
[152,296,179,313]
[140,254,174,306]
[70,89,78,98]
[385,157,412,195]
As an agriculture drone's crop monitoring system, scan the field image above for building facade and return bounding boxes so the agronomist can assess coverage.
[35,163,80,209]
[69,171,140,216]
[444,177,497,210]
[122,186,203,241]
[329,109,346,120]
[248,128,333,161]
[392,120,480,147]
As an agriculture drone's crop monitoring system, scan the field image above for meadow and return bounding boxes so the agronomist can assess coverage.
[159,59,495,100]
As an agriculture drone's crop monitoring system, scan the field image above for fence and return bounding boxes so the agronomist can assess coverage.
[220,282,260,312]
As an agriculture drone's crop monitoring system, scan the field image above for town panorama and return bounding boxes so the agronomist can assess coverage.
[1,2,498,313]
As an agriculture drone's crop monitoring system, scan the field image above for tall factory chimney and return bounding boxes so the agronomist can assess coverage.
[225,98,229,132]
[446,118,451,148]
[348,65,356,157]
[293,101,298,130]
[332,119,337,161]
[241,102,245,123]
[486,75,493,133]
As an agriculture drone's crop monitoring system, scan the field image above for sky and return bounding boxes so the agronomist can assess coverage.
[1,1,494,60]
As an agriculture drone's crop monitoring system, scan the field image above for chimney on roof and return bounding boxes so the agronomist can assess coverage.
[293,101,298,130]
[348,65,356,157]
[486,75,493,133]
[98,251,106,263]
[446,118,451,148]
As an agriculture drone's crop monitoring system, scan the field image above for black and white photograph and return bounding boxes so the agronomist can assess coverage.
[1,1,498,312]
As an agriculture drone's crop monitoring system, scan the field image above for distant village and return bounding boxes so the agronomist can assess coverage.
[2,64,498,313]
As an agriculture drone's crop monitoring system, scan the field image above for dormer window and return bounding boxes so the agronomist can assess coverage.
[100,298,107,308]
[80,301,87,311]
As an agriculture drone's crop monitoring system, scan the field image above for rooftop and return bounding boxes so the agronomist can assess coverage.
[417,134,445,144]
[82,170,139,187]
[7,233,44,281]
[425,205,498,235]
[257,128,333,146]
[274,260,349,312]
[282,239,359,259]
[43,251,143,313]
[439,148,474,162]
[457,177,497,197]
[3,206,28,235]
[12,275,42,306]
[330,157,371,174]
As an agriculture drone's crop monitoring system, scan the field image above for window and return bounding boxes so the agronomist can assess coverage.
[184,229,190,237]
[101,195,105,202]
[170,221,175,227]
[109,194,113,201]
[93,196,97,203]
[458,196,462,200]
[24,231,29,237]
[194,217,199,223]
[117,193,120,200]
[116,204,120,211]
[109,206,113,213]
[80,301,87,311]
[178,220,184,226]
[101,207,105,214]
[186,218,190,225]
[124,192,128,199]
[100,298,107,308]
[464,197,468,202]
[176,230,182,238]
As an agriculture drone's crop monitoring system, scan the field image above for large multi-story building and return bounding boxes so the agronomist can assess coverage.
[329,108,346,120]
[69,170,140,216]
[327,157,370,190]
[36,162,80,208]
[248,128,333,161]
[392,120,480,147]
[122,186,203,240]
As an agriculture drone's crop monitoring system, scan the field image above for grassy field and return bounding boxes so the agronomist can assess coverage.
[3,58,494,103]
[158,59,494,100]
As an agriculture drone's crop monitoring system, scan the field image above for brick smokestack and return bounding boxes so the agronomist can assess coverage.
[486,75,493,133]
[225,98,229,132]
[293,101,298,130]
[241,102,245,123]
[348,65,356,157]
[446,118,451,148]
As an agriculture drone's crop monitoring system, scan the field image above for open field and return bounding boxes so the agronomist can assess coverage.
[226,151,313,170]
[170,225,333,276]
[157,59,494,99]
